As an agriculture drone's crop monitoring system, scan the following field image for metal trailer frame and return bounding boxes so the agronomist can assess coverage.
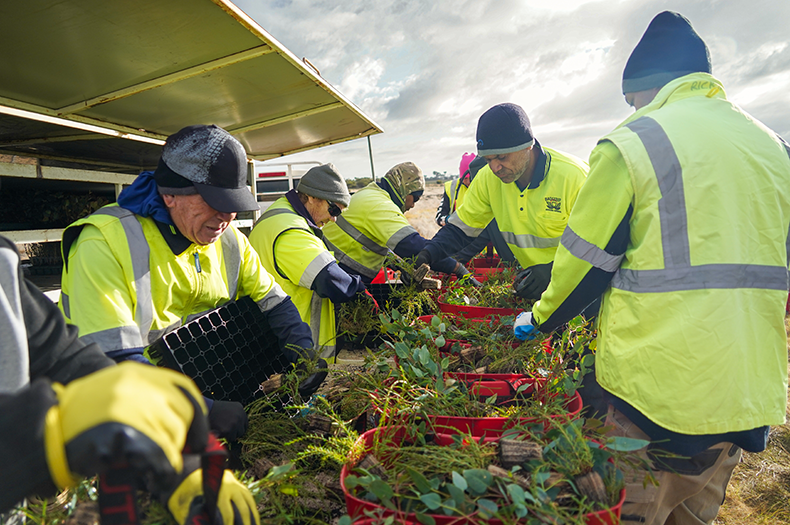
[0,0,382,243]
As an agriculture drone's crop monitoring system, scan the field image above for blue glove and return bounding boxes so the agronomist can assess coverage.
[514,312,540,341]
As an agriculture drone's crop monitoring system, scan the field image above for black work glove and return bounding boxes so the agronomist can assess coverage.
[414,249,432,271]
[513,262,553,300]
[453,262,483,288]
[297,358,328,399]
[208,400,248,441]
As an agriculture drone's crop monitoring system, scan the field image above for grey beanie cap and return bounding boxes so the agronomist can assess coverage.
[296,163,351,207]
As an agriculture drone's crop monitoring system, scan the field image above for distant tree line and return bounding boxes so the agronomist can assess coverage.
[346,171,453,189]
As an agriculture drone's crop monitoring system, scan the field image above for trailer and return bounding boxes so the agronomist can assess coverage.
[0,0,382,246]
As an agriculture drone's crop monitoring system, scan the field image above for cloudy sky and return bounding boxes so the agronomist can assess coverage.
[235,0,790,180]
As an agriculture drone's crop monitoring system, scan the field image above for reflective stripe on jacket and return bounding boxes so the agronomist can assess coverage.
[444,179,468,213]
[59,205,286,353]
[450,147,588,268]
[592,73,790,434]
[249,197,337,361]
[322,182,417,278]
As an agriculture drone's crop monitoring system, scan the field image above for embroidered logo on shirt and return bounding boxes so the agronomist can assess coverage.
[545,197,561,212]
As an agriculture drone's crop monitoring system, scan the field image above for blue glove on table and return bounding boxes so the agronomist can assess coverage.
[514,312,540,341]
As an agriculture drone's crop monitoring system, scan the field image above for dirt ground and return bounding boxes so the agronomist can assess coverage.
[404,182,443,239]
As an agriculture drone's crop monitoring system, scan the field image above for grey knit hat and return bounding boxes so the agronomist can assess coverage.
[296,163,351,207]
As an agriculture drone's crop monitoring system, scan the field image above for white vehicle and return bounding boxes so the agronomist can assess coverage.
[255,161,322,213]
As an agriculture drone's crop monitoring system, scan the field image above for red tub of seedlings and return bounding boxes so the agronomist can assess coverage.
[427,374,583,439]
[437,299,520,319]
[342,426,625,525]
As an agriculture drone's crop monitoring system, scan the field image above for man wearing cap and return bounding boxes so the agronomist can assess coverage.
[249,164,366,362]
[416,103,588,300]
[516,12,790,524]
[322,162,469,284]
[59,125,319,441]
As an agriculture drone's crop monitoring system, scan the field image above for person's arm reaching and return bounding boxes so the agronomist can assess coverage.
[0,238,116,384]
[435,190,451,226]
[531,141,634,332]
[394,231,467,277]
[312,261,366,303]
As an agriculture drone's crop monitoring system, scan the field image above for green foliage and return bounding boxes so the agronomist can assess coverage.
[288,396,363,467]
[347,177,374,189]
[16,478,98,525]
[0,189,110,227]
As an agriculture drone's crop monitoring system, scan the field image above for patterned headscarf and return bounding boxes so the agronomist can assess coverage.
[383,162,425,211]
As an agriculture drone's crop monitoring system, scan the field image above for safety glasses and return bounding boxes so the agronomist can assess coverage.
[327,201,343,217]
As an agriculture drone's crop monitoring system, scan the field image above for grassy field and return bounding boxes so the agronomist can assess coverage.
[716,322,790,524]
[407,183,790,524]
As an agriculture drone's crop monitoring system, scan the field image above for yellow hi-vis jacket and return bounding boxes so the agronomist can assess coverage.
[59,205,288,353]
[449,147,588,268]
[534,73,790,434]
[445,178,468,213]
[249,197,338,361]
[322,182,418,279]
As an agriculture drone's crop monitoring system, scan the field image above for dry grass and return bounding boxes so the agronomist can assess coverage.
[716,321,790,524]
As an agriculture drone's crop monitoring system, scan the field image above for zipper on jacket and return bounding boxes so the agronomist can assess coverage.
[194,252,202,273]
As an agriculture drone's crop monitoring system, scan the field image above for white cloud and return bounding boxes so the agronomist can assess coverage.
[236,0,790,177]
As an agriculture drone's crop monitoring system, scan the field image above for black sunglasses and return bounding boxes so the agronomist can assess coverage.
[327,202,343,217]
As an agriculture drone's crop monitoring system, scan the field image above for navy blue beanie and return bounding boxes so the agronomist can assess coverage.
[476,103,535,156]
[622,11,711,94]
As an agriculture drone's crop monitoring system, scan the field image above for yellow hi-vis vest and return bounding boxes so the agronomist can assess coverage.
[444,178,468,213]
[595,74,790,434]
[249,197,338,361]
[322,182,418,279]
[450,147,588,268]
[59,205,287,353]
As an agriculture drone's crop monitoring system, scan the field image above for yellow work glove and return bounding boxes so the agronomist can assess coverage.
[44,362,209,493]
[167,456,260,525]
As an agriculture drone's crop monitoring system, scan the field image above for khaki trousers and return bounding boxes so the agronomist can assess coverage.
[605,406,742,525]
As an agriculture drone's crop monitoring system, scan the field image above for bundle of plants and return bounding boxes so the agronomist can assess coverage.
[379,253,442,323]
[409,312,524,344]
[341,418,646,525]
[369,332,581,438]
[380,310,557,379]
[440,267,530,310]
[241,393,369,523]
[339,293,383,341]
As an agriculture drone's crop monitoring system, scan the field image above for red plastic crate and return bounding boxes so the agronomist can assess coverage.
[468,256,503,269]
[437,300,521,318]
[341,426,624,525]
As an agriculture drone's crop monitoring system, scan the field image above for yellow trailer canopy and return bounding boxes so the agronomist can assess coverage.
[0,0,381,172]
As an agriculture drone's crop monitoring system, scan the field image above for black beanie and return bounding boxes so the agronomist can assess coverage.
[476,103,535,157]
[622,11,711,94]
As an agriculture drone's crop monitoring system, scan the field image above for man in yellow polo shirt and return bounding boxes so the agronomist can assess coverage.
[416,103,588,299]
